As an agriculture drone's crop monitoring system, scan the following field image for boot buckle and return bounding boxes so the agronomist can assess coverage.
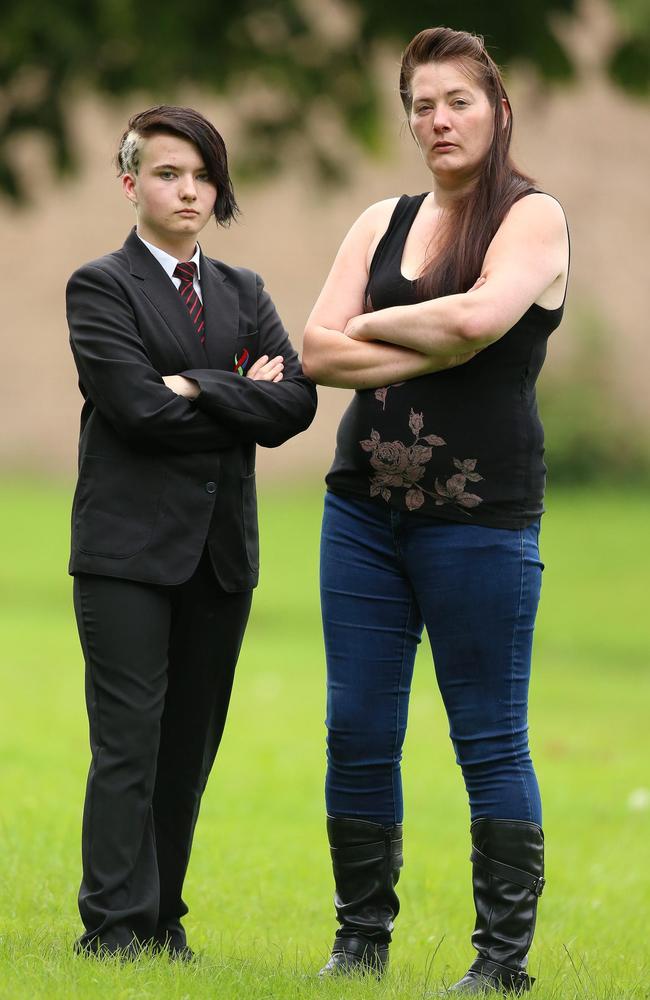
[531,875,545,896]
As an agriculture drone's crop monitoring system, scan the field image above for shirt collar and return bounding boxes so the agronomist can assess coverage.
[136,232,201,281]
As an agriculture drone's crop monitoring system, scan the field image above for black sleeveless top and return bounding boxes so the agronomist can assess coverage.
[325,193,568,529]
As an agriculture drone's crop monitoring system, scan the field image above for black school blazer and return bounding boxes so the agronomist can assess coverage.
[66,229,317,590]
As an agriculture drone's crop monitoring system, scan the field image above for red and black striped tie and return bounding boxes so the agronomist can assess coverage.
[173,261,205,345]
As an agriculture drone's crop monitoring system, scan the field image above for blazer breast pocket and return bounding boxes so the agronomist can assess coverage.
[73,455,165,559]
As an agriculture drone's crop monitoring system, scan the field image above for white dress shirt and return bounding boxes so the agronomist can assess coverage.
[137,233,203,302]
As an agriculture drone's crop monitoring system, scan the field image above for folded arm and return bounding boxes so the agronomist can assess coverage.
[301,326,474,389]
[302,199,477,389]
[344,194,569,356]
[67,265,240,453]
[177,275,317,448]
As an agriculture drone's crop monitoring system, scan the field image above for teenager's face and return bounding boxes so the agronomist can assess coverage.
[122,134,217,251]
[409,59,505,185]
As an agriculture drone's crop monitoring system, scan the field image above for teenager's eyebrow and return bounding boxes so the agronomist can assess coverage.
[151,162,208,171]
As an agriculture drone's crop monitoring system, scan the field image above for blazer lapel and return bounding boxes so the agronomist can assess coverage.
[124,230,207,369]
[200,254,240,372]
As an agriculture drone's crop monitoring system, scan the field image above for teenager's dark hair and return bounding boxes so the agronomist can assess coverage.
[399,27,534,299]
[116,105,239,227]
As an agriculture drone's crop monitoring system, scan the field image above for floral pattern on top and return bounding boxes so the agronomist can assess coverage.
[360,408,484,514]
[374,383,404,410]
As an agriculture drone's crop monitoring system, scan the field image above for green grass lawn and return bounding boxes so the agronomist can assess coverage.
[0,480,648,999]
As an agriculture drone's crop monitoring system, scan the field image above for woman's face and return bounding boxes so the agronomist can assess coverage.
[408,59,504,185]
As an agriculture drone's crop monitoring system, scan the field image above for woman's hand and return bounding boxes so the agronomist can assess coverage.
[162,374,200,399]
[246,354,284,382]
[343,274,486,346]
[344,275,486,344]
[341,275,485,370]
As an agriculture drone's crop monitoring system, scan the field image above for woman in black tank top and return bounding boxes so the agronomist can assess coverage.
[303,27,569,993]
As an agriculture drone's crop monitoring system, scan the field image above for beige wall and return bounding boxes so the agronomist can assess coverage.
[1,48,648,482]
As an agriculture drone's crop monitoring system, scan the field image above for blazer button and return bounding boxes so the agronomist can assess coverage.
[205,481,217,494]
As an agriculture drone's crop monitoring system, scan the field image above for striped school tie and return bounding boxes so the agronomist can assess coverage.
[173,261,205,345]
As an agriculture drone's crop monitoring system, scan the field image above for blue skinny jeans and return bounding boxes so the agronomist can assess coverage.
[320,492,543,826]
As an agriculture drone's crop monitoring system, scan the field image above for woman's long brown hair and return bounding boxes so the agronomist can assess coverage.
[399,27,535,299]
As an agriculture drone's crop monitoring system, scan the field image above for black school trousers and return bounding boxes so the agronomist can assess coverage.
[72,548,252,953]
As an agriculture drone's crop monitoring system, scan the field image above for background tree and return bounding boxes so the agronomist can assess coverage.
[1,0,648,200]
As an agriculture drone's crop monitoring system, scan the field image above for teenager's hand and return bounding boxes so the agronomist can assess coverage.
[246,355,284,383]
[162,374,200,399]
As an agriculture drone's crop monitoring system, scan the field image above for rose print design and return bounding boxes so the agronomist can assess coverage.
[374,383,404,410]
[360,409,484,514]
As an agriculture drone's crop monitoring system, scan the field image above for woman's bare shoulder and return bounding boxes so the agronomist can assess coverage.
[347,198,400,269]
[352,197,401,237]
[507,191,567,229]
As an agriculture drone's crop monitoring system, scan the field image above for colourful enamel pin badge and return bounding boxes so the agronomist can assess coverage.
[233,349,250,375]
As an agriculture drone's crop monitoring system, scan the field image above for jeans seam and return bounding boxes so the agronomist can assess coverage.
[390,590,414,825]
[390,509,409,826]
[510,530,533,823]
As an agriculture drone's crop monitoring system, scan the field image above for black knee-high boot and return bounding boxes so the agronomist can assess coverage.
[319,816,403,977]
[448,819,545,994]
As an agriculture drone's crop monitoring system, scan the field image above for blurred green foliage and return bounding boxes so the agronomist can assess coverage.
[608,0,650,94]
[539,308,650,485]
[1,0,648,200]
